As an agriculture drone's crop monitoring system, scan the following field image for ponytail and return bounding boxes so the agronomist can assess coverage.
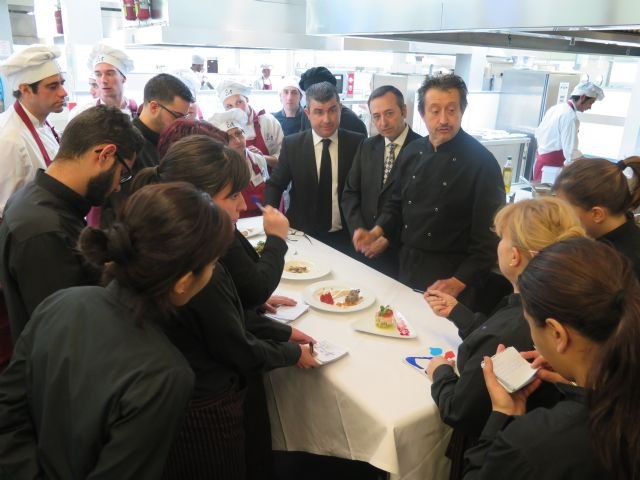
[619,155,640,211]
[130,165,163,194]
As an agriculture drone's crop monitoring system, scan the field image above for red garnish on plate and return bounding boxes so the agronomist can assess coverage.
[320,292,334,305]
[444,350,456,360]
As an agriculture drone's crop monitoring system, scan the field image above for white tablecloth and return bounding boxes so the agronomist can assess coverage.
[238,217,462,480]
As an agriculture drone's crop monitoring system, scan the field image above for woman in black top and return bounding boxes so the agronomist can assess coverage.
[423,197,584,479]
[465,238,640,479]
[157,117,295,311]
[0,183,232,479]
[554,155,640,277]
[134,135,317,480]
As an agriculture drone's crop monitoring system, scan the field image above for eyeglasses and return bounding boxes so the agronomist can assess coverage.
[114,152,133,184]
[94,149,133,184]
[157,102,189,119]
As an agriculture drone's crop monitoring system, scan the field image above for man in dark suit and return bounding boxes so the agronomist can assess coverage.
[265,81,365,253]
[342,85,421,278]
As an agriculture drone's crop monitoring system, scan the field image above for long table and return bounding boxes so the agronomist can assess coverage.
[238,217,462,480]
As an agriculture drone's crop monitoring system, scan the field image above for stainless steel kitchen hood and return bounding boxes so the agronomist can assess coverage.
[307,0,640,56]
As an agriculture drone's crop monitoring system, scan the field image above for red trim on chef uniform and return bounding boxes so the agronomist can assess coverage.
[240,158,266,219]
[245,109,269,155]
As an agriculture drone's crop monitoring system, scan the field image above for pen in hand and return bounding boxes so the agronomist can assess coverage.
[250,195,266,212]
[309,342,315,356]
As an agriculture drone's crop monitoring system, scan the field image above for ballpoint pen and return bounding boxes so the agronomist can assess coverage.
[250,194,266,212]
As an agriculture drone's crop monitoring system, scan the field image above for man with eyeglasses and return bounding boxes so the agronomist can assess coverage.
[0,105,144,341]
[70,43,138,120]
[94,73,194,228]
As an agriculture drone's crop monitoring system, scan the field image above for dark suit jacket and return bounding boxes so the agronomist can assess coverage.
[341,127,421,234]
[265,128,365,235]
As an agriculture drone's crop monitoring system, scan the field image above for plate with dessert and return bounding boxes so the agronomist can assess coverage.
[352,305,417,339]
[240,226,264,238]
[302,281,375,313]
[281,256,331,281]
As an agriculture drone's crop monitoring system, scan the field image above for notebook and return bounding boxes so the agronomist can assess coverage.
[483,346,539,393]
[313,339,348,366]
[265,302,309,323]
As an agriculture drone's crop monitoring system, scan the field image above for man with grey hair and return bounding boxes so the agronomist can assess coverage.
[265,81,364,252]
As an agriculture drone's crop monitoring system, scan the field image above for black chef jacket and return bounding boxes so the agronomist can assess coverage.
[376,129,504,291]
[221,229,287,310]
[0,282,194,479]
[598,215,640,278]
[0,170,98,341]
[464,384,607,479]
[168,263,300,399]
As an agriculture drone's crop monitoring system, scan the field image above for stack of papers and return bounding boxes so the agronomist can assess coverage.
[313,339,348,365]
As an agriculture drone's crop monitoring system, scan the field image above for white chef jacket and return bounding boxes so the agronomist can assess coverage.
[243,108,283,158]
[0,103,59,217]
[535,101,582,163]
[68,97,136,121]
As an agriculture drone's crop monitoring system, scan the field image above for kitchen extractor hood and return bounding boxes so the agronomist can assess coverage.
[306,0,640,56]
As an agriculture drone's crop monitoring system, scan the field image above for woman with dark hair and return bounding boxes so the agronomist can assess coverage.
[464,238,640,479]
[133,135,317,480]
[155,124,292,311]
[0,182,233,479]
[554,156,640,276]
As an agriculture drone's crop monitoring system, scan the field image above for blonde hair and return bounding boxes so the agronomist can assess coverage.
[494,197,586,262]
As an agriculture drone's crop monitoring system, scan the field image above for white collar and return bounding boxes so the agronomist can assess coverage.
[312,129,339,146]
[384,124,409,148]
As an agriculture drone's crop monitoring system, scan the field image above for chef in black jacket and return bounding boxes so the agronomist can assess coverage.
[354,74,504,308]
[465,238,638,479]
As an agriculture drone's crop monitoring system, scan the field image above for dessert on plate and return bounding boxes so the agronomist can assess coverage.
[375,305,396,329]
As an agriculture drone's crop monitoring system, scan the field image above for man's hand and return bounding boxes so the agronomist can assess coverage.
[428,277,466,298]
[353,226,383,253]
[361,236,389,258]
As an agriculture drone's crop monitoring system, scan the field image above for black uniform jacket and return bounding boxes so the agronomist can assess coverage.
[464,384,607,479]
[221,229,287,310]
[0,282,194,479]
[0,170,97,341]
[376,129,504,289]
[431,294,539,437]
[265,128,365,235]
[598,215,640,278]
[341,126,422,233]
[168,263,300,399]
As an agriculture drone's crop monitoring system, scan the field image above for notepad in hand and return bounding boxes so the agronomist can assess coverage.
[313,339,348,365]
[265,303,309,323]
[483,346,539,393]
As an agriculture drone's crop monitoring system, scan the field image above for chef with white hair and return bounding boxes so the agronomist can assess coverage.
[272,76,303,136]
[533,80,605,182]
[253,63,272,90]
[70,43,137,119]
[0,44,66,217]
[210,108,269,217]
[217,79,283,168]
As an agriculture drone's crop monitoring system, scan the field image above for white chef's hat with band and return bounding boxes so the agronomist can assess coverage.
[192,54,205,65]
[570,81,605,101]
[209,108,248,132]
[0,44,63,92]
[280,76,302,93]
[216,79,251,102]
[87,43,134,77]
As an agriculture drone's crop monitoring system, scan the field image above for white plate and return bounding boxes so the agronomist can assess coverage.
[352,310,417,339]
[302,281,375,313]
[281,256,331,281]
[240,227,264,238]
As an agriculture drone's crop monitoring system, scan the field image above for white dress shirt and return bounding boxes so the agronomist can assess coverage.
[311,129,341,232]
[384,124,410,159]
[0,102,59,217]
